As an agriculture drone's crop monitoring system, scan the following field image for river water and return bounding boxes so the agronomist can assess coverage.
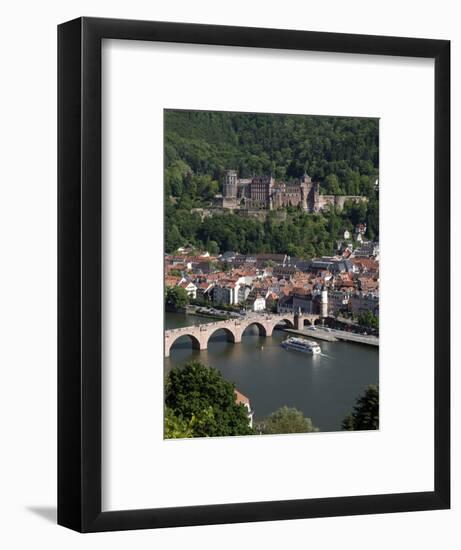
[165,312,379,432]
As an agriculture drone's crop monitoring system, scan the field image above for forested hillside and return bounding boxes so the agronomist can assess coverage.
[165,203,378,258]
[165,110,379,199]
[164,109,379,256]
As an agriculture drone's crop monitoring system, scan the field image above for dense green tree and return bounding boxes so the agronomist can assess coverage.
[165,362,254,437]
[366,195,379,239]
[165,224,183,252]
[165,285,189,310]
[164,407,194,438]
[342,385,379,431]
[357,310,379,329]
[164,159,192,197]
[164,406,215,439]
[257,406,318,434]
[342,200,368,226]
[164,204,374,257]
[324,174,343,195]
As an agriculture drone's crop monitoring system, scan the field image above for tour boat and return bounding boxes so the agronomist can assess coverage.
[280,337,321,355]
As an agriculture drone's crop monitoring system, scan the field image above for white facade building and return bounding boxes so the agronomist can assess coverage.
[252,295,266,312]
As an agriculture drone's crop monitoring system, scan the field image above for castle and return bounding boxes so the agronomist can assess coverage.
[222,170,366,213]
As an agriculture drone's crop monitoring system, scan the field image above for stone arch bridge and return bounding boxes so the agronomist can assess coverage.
[165,312,320,357]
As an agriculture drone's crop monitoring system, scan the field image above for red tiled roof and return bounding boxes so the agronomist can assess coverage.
[197,282,212,289]
[351,258,379,270]
[179,280,195,289]
[234,389,250,406]
[165,276,181,287]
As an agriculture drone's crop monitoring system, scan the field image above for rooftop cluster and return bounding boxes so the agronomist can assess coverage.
[165,237,379,319]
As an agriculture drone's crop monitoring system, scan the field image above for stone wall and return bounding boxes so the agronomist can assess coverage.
[316,194,368,212]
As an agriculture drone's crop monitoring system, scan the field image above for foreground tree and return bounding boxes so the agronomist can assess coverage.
[165,362,254,438]
[257,406,318,434]
[342,385,379,431]
[164,407,194,439]
[164,406,215,439]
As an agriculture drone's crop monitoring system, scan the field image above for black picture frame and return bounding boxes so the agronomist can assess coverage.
[58,17,450,532]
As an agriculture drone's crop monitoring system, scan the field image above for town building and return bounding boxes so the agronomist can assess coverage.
[350,291,379,317]
[309,256,356,275]
[164,247,379,322]
[238,285,251,304]
[234,390,254,428]
[195,282,214,302]
[352,241,380,259]
[272,265,297,280]
[212,285,235,306]
[250,294,266,312]
[278,290,314,314]
[178,280,197,300]
[328,290,351,316]
[212,277,245,305]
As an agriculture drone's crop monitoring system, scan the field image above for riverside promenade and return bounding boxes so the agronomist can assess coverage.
[285,326,379,347]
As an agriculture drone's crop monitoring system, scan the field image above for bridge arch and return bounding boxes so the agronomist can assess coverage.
[166,333,201,357]
[207,327,237,345]
[242,321,267,337]
[272,318,295,329]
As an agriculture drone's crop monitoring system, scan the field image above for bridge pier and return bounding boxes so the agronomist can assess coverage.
[294,314,320,330]
[233,331,242,344]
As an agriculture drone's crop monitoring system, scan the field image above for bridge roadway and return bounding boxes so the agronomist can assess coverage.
[164,312,320,357]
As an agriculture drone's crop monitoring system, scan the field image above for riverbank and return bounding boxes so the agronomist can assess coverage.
[284,328,337,342]
[186,305,241,321]
[284,327,379,347]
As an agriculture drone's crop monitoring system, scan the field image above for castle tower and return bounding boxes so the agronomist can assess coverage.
[312,181,321,213]
[300,179,309,211]
[223,170,238,199]
[300,173,316,213]
[301,172,312,185]
[222,170,239,209]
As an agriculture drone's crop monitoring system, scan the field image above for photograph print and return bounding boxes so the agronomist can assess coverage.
[164,109,379,439]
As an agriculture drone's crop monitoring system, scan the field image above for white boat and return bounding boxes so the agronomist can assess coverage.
[280,337,321,355]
